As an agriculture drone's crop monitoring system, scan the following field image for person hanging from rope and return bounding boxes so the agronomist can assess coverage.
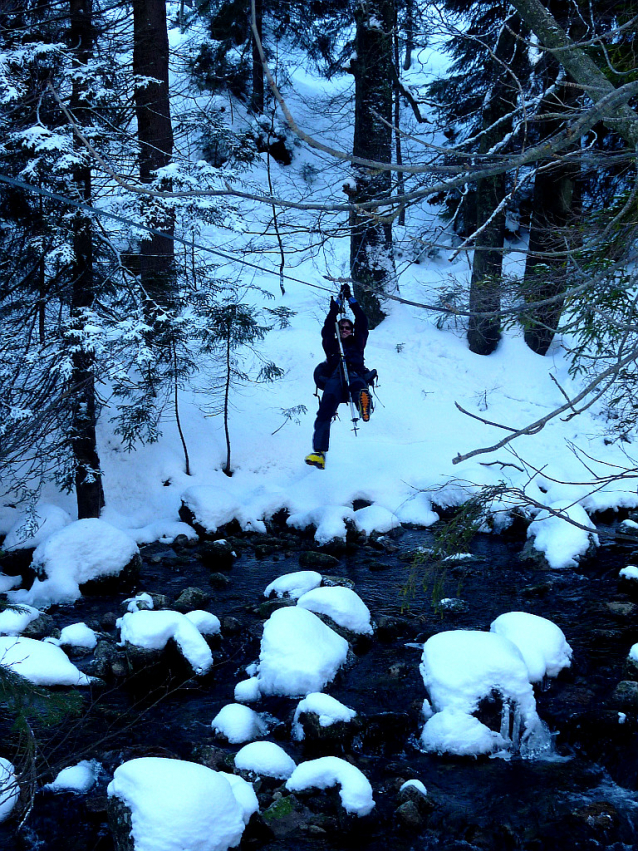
[305,284,373,469]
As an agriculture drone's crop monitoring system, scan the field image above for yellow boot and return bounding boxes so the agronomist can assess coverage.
[305,450,326,469]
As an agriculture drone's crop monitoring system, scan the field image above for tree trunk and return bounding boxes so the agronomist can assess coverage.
[69,0,105,518]
[467,15,522,356]
[132,0,175,310]
[251,0,264,114]
[349,0,395,329]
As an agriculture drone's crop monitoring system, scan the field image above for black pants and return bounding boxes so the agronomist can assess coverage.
[312,364,368,452]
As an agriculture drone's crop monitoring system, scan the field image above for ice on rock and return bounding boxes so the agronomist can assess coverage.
[293,692,357,740]
[256,607,349,697]
[234,742,296,780]
[296,586,373,635]
[420,630,547,756]
[107,757,249,851]
[490,612,572,682]
[286,756,375,816]
[211,704,268,744]
[117,610,213,675]
[264,570,322,600]
[0,636,92,686]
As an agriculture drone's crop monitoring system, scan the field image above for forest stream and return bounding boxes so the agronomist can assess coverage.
[2,516,638,851]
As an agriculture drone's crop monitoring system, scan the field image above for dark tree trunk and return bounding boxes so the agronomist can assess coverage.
[251,0,264,114]
[69,0,105,518]
[402,0,413,71]
[467,16,522,356]
[523,8,584,355]
[132,0,175,310]
[348,0,395,329]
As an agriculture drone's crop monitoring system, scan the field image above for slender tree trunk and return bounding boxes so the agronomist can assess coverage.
[402,0,413,71]
[467,16,522,355]
[393,23,405,227]
[251,0,264,114]
[133,0,175,310]
[69,0,105,518]
[349,0,395,328]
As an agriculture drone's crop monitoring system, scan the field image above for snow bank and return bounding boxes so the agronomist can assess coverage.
[352,505,400,535]
[3,504,71,551]
[293,692,357,740]
[527,501,598,568]
[490,612,572,682]
[9,519,139,608]
[181,485,266,534]
[296,586,373,635]
[0,636,92,686]
[117,610,213,675]
[234,742,296,780]
[211,704,268,744]
[107,758,248,851]
[263,570,322,600]
[286,756,374,816]
[257,607,349,697]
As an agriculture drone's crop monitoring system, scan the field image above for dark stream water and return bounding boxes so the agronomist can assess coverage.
[2,520,638,851]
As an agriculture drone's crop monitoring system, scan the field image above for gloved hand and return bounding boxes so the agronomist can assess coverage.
[340,283,352,300]
[330,296,341,312]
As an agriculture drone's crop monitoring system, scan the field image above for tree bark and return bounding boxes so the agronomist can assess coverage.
[69,0,105,518]
[348,0,396,329]
[467,17,522,355]
[251,0,264,114]
[132,0,175,310]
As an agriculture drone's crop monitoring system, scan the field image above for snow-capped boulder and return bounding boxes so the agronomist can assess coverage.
[44,760,101,794]
[117,610,213,676]
[0,758,19,822]
[234,742,296,780]
[286,756,375,817]
[490,612,572,682]
[107,757,251,851]
[9,519,140,608]
[296,586,373,635]
[0,636,93,686]
[526,500,598,568]
[211,704,268,744]
[263,570,322,600]
[293,692,358,751]
[256,607,349,697]
[0,603,41,635]
[3,504,71,551]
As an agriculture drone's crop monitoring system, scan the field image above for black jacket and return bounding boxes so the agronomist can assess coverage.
[321,299,368,372]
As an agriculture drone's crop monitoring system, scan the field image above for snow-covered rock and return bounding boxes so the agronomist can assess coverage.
[526,501,598,568]
[0,636,92,686]
[107,757,250,851]
[184,610,221,635]
[9,519,139,608]
[211,704,268,744]
[490,612,572,682]
[263,570,322,600]
[420,630,548,756]
[296,586,373,635]
[256,607,349,697]
[234,742,296,780]
[0,603,41,635]
[44,760,101,794]
[286,756,375,816]
[293,692,357,740]
[0,758,19,822]
[117,610,213,675]
[234,677,261,703]
[55,622,98,651]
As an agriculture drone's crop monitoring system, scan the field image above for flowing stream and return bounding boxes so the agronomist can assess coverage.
[2,520,638,850]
